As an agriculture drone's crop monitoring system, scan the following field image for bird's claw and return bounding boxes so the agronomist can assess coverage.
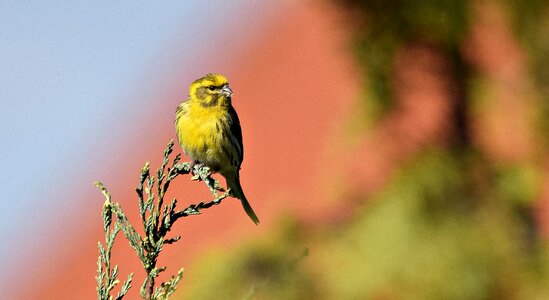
[190,162,204,180]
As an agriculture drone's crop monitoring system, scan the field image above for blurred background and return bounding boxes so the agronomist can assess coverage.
[2,0,549,299]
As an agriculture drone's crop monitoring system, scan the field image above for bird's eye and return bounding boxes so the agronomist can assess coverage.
[208,85,215,91]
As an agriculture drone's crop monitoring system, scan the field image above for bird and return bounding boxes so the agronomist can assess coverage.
[174,73,259,224]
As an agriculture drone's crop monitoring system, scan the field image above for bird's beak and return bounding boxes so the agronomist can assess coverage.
[221,85,233,97]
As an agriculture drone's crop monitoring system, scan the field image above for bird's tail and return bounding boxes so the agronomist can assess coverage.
[226,173,260,225]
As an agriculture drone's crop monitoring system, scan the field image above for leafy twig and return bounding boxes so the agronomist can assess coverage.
[95,182,134,300]
[95,140,230,299]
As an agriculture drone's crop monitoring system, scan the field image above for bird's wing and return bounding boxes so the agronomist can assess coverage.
[228,106,244,168]
[174,98,190,146]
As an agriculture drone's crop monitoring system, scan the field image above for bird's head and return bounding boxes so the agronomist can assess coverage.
[189,73,233,107]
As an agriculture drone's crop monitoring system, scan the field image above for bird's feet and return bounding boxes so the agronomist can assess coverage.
[190,161,203,181]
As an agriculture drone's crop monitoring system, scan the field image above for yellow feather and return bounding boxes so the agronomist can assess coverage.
[176,102,229,172]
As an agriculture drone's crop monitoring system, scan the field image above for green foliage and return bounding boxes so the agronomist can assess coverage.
[95,140,231,300]
[95,183,133,300]
[318,152,531,299]
[179,151,549,299]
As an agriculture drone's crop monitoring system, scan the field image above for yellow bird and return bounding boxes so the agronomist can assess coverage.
[174,74,259,224]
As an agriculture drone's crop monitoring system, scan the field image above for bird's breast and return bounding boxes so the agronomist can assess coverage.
[175,104,231,169]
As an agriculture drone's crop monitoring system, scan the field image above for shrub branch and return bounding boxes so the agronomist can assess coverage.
[95,140,231,300]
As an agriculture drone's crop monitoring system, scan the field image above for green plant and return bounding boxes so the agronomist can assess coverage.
[95,140,231,300]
